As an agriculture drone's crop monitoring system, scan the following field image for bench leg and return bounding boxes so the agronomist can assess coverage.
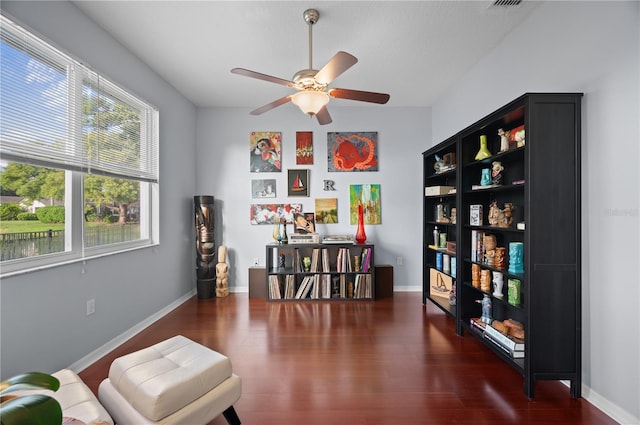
[222,405,241,425]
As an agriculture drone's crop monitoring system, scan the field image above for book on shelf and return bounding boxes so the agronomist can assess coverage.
[283,274,296,299]
[321,248,330,272]
[360,247,372,273]
[471,230,485,263]
[269,275,281,299]
[470,204,483,226]
[484,323,525,351]
[353,274,372,299]
[483,332,525,358]
[310,248,320,272]
[321,274,331,299]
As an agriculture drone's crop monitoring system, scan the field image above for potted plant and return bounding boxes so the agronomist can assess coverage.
[0,371,62,425]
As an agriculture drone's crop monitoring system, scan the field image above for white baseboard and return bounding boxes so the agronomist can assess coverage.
[577,382,639,425]
[68,289,196,373]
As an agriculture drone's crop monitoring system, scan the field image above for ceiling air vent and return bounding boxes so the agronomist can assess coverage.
[492,0,522,6]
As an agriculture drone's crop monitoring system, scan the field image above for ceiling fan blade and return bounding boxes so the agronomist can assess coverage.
[329,88,390,104]
[314,51,358,85]
[250,95,292,115]
[231,68,294,87]
[316,106,332,125]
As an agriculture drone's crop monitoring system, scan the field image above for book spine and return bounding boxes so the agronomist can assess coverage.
[471,230,477,262]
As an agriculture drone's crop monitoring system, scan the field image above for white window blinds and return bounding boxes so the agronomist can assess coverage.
[0,14,159,183]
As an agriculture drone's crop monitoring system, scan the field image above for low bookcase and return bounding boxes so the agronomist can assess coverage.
[265,243,374,301]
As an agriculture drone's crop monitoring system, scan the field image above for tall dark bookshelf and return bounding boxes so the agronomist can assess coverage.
[422,93,582,398]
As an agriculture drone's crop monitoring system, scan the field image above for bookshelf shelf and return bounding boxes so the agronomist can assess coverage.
[423,93,582,398]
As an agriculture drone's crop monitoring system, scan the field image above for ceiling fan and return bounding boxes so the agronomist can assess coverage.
[231,8,390,125]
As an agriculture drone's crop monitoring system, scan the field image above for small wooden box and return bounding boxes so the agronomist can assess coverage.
[446,241,456,253]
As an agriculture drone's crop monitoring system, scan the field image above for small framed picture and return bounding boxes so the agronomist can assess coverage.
[288,169,309,197]
[251,179,276,198]
[293,212,316,234]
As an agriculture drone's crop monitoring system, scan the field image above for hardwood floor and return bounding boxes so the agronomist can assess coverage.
[79,292,615,425]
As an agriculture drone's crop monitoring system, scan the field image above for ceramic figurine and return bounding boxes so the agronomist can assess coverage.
[480,269,491,292]
[508,242,524,273]
[480,168,492,186]
[491,161,504,185]
[492,271,504,299]
[472,264,481,288]
[494,247,506,269]
[498,128,510,152]
[481,294,493,324]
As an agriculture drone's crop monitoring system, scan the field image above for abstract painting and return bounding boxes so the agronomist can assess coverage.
[349,184,381,224]
[250,203,302,225]
[327,132,378,172]
[296,131,313,164]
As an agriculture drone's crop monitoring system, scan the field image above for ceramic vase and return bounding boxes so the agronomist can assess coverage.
[355,204,367,244]
[475,135,492,160]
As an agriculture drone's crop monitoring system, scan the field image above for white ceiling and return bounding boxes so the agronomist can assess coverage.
[72,1,541,110]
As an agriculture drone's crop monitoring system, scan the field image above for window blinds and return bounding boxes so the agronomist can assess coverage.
[0,14,159,183]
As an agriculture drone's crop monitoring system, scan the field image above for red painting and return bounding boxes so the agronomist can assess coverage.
[296,131,313,164]
[327,132,378,172]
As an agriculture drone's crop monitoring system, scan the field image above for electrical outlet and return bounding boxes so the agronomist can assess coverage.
[86,298,95,316]
[252,257,260,266]
[396,256,404,266]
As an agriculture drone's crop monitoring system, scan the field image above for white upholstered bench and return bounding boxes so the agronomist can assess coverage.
[98,335,241,425]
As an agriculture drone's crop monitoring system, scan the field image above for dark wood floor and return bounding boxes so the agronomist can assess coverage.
[79,292,615,425]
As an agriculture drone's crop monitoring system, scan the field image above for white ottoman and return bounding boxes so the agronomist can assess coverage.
[98,335,241,425]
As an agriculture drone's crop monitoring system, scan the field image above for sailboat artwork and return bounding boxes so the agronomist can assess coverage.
[291,174,305,192]
[288,169,309,197]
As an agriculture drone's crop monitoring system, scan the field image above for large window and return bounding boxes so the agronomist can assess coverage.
[0,14,159,275]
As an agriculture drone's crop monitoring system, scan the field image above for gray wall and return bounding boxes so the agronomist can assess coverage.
[0,1,198,377]
[431,2,639,423]
[195,106,429,292]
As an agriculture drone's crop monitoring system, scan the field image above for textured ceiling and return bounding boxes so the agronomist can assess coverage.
[72,1,541,109]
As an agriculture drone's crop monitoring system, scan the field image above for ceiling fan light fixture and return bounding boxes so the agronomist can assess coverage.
[291,90,330,115]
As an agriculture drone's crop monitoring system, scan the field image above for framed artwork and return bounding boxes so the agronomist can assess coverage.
[251,179,276,198]
[350,184,381,224]
[315,198,338,224]
[327,132,379,172]
[296,131,313,164]
[293,212,316,234]
[250,203,302,225]
[287,169,309,197]
[250,131,281,172]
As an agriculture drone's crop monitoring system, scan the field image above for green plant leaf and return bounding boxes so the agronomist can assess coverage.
[0,372,60,395]
[0,393,62,425]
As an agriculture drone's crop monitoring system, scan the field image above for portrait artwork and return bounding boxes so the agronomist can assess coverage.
[250,131,281,172]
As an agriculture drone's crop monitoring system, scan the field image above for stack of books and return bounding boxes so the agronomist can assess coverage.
[483,323,525,359]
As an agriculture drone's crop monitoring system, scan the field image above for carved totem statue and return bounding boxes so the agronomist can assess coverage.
[195,196,215,299]
[216,245,229,298]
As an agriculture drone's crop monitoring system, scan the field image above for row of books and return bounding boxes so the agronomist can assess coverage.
[269,274,373,300]
[470,318,525,359]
